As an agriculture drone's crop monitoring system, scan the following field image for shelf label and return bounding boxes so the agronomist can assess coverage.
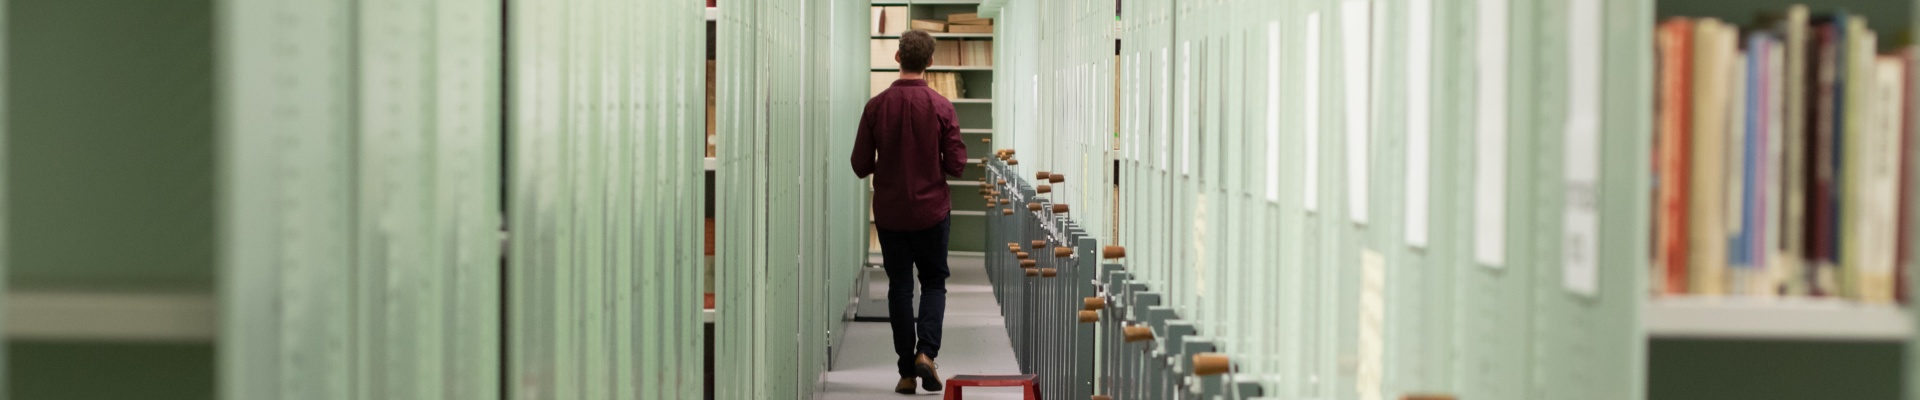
[1473,0,1509,267]
[1267,21,1283,203]
[1562,0,1603,296]
[1304,12,1322,213]
[1341,0,1372,225]
[1405,0,1433,248]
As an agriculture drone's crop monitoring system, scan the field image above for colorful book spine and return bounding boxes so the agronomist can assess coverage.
[1779,5,1810,297]
[1657,18,1696,295]
[1807,18,1842,296]
[1838,17,1872,299]
[1726,43,1752,295]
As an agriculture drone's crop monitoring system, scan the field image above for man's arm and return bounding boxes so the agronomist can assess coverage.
[939,102,966,178]
[850,103,876,178]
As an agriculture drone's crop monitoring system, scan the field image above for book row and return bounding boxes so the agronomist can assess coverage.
[869,71,966,100]
[1652,6,1913,304]
[871,6,994,36]
[870,38,994,69]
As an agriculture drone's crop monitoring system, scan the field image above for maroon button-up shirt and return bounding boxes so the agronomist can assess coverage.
[851,79,967,232]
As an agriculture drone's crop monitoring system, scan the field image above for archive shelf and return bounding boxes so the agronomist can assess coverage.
[869,0,996,254]
[1645,297,1911,341]
[1632,0,1919,398]
[873,33,994,39]
[871,66,995,72]
[7,287,217,342]
[1635,2,1919,334]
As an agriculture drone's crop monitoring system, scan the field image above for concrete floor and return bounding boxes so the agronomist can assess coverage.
[820,257,1030,399]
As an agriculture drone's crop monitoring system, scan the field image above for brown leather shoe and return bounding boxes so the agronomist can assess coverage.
[914,354,942,391]
[895,378,915,394]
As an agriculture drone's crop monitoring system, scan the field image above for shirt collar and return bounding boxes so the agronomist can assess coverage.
[892,79,929,87]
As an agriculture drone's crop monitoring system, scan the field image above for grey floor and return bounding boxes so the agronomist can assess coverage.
[820,256,1030,399]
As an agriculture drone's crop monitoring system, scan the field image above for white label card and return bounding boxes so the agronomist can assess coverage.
[1183,42,1193,176]
[1304,12,1322,213]
[1405,0,1433,248]
[1341,0,1372,225]
[1160,48,1171,172]
[1473,0,1508,267]
[1562,0,1602,296]
[1267,22,1283,203]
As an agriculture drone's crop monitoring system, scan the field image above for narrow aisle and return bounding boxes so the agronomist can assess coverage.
[820,257,1028,399]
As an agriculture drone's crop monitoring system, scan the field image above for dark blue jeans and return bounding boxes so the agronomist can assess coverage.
[875,215,951,378]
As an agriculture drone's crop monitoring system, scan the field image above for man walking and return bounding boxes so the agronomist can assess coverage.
[848,29,966,395]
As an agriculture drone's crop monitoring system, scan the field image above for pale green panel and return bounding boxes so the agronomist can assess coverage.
[1367,0,1415,397]
[357,0,439,397]
[1428,0,1476,395]
[507,0,564,397]
[432,0,505,397]
[1527,0,1648,398]
[218,0,358,399]
[218,0,503,397]
[510,0,704,395]
[715,0,868,397]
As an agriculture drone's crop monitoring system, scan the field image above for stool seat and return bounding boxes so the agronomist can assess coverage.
[943,374,1040,400]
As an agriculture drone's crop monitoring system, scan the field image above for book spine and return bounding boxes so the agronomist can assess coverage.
[1809,22,1839,296]
[1781,5,1810,296]
[1726,44,1751,295]
[1764,36,1787,296]
[1900,48,1916,304]
[1658,18,1696,295]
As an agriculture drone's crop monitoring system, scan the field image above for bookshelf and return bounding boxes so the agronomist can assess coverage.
[1636,1,1919,399]
[869,0,995,254]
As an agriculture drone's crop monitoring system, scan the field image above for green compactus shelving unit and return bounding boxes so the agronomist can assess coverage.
[981,0,1920,399]
[4,0,709,399]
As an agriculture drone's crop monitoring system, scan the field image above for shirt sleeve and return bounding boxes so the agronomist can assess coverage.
[939,101,966,178]
[850,102,877,179]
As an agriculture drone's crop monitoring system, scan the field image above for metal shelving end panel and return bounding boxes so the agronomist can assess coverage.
[1644,297,1913,341]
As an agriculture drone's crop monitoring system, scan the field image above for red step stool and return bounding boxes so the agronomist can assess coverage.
[942,374,1040,400]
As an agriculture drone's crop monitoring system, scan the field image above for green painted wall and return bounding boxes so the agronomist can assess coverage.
[6,0,215,291]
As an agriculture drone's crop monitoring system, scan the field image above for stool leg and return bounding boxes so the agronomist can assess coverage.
[1024,382,1040,400]
[943,386,960,400]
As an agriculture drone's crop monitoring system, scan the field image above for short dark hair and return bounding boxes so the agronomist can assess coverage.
[898,30,935,73]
